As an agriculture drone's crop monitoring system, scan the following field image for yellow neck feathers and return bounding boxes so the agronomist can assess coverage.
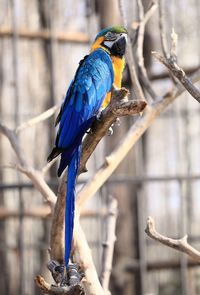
[91,37,125,108]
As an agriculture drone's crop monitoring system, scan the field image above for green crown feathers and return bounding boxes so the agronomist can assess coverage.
[95,26,127,40]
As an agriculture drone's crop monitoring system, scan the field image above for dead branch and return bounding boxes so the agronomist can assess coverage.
[158,0,168,58]
[152,51,200,103]
[0,123,27,167]
[136,0,158,100]
[76,69,200,210]
[16,104,59,133]
[50,179,66,263]
[0,26,89,43]
[118,0,147,102]
[73,214,105,295]
[145,216,200,263]
[100,197,118,293]
[0,206,51,219]
[2,68,200,294]
[35,275,84,295]
[80,86,146,173]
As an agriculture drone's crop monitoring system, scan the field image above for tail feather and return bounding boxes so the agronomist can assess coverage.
[64,146,81,266]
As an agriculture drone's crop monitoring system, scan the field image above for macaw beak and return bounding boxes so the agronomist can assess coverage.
[111,34,127,57]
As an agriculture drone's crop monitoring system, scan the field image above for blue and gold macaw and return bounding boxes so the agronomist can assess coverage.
[47,26,127,269]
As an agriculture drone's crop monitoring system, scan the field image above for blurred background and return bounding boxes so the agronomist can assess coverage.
[1,0,200,294]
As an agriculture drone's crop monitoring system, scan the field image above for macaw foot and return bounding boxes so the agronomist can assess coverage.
[96,110,103,121]
[47,260,64,284]
[60,263,83,287]
[47,260,83,286]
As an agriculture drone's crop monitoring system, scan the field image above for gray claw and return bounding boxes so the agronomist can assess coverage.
[96,110,103,121]
[108,127,113,136]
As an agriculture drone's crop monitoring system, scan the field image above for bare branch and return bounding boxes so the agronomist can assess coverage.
[100,196,118,293]
[136,0,158,100]
[35,275,84,295]
[152,51,200,103]
[143,1,158,25]
[0,123,27,167]
[118,0,147,102]
[80,87,146,173]
[170,28,178,59]
[16,104,59,133]
[77,69,200,210]
[0,206,51,219]
[73,213,105,295]
[50,180,65,263]
[145,216,200,263]
[0,123,57,205]
[158,0,168,58]
[0,26,89,43]
[42,157,58,175]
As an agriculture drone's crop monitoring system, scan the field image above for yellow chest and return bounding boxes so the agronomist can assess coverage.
[102,55,125,108]
[91,39,125,108]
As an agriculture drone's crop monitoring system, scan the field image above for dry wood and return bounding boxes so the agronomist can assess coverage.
[1,69,200,294]
[158,0,168,58]
[0,206,51,219]
[16,105,59,133]
[152,51,200,103]
[145,216,200,263]
[35,275,84,295]
[118,0,147,102]
[0,26,89,43]
[136,0,158,100]
[100,197,118,293]
[76,69,200,210]
[73,214,105,295]
[80,86,146,173]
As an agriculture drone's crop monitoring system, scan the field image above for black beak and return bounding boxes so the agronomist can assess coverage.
[111,36,127,57]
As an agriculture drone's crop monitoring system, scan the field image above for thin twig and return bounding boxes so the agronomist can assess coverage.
[16,104,59,133]
[152,51,200,103]
[136,0,158,100]
[145,216,200,263]
[158,0,168,58]
[118,0,147,102]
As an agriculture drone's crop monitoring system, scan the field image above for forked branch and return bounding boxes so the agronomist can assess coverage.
[153,51,200,103]
[35,275,84,295]
[145,216,200,263]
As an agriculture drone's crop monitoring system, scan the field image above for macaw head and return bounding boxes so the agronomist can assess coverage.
[91,25,128,58]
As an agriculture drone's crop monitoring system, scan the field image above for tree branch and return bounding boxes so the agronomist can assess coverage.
[158,0,168,58]
[136,0,158,100]
[16,104,59,133]
[100,196,118,293]
[35,275,84,295]
[77,69,200,210]
[80,86,146,173]
[152,51,200,103]
[118,0,147,102]
[145,216,200,263]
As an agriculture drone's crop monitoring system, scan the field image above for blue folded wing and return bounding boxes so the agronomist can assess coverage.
[50,49,113,175]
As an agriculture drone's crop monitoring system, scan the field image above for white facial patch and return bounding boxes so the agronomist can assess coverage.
[104,33,127,48]
[103,40,115,48]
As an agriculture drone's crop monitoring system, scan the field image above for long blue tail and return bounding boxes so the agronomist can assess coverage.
[64,146,80,267]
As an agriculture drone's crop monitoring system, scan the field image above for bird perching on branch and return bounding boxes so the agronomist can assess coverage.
[47,25,127,278]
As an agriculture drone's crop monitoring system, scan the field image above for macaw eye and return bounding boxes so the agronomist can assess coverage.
[105,32,117,41]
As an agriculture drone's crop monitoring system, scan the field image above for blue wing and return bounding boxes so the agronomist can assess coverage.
[47,48,114,176]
